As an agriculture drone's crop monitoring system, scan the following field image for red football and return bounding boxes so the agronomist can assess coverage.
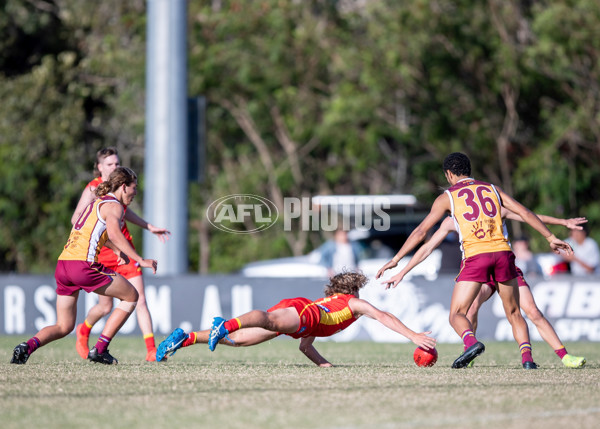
[413,346,438,367]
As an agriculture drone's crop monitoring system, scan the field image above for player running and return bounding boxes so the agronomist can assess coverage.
[156,272,436,366]
[72,147,170,362]
[384,211,586,368]
[377,152,573,369]
[10,167,157,365]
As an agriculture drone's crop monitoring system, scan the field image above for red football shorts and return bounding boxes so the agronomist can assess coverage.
[267,297,320,339]
[107,259,142,279]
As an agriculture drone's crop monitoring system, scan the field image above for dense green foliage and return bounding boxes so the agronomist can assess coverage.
[1,0,599,273]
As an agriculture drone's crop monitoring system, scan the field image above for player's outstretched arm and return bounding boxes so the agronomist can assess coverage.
[124,209,172,243]
[299,336,332,367]
[376,194,450,279]
[103,203,158,274]
[382,217,454,289]
[502,208,587,231]
[348,298,436,350]
[497,188,573,255]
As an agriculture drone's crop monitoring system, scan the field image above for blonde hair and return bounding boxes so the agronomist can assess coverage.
[324,271,368,297]
[96,167,137,197]
[94,147,119,177]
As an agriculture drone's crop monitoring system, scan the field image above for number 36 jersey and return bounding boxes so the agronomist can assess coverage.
[445,178,511,259]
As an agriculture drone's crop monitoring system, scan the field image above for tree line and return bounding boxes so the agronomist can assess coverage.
[1,0,599,273]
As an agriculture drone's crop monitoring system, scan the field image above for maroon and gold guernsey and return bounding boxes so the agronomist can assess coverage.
[445,178,511,259]
[86,177,134,266]
[59,194,122,262]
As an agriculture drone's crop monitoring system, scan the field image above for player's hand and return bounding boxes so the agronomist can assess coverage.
[117,252,130,266]
[381,272,404,289]
[564,217,587,230]
[376,259,398,279]
[319,363,333,368]
[148,224,171,243]
[140,258,158,274]
[412,331,436,350]
[549,238,573,256]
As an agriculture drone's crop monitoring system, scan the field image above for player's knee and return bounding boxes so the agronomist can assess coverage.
[126,287,139,303]
[265,312,284,331]
[136,294,147,308]
[97,302,114,316]
[506,309,525,323]
[448,311,463,322]
[116,300,138,314]
[524,307,543,323]
[58,321,75,337]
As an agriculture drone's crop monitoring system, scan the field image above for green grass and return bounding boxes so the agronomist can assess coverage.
[1,336,598,429]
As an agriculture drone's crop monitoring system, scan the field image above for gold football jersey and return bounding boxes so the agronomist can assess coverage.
[59,194,121,262]
[445,178,511,259]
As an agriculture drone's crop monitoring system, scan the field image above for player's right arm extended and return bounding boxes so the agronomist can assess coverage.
[298,336,332,367]
[103,203,157,274]
[503,208,587,231]
[498,188,573,255]
[348,298,436,350]
[376,194,450,279]
[382,220,452,289]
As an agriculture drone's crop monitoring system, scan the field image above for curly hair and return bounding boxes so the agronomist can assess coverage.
[442,152,471,177]
[95,166,137,197]
[324,271,368,297]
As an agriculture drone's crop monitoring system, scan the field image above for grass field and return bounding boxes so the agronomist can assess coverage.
[1,336,598,429]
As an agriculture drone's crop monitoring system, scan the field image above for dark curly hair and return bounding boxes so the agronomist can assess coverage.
[443,152,471,177]
[324,271,368,297]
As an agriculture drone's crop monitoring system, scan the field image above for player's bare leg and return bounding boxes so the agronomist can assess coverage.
[84,295,114,326]
[497,279,537,368]
[76,294,113,359]
[128,275,157,361]
[87,275,139,364]
[194,327,278,347]
[11,293,78,364]
[209,308,300,351]
[156,326,280,361]
[466,283,495,334]
[449,281,486,368]
[519,286,585,368]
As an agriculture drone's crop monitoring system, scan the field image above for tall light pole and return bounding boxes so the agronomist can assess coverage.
[143,0,188,275]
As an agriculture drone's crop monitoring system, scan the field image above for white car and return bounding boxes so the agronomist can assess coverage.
[240,194,442,279]
[240,229,443,281]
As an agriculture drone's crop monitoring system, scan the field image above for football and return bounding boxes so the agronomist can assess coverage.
[413,346,438,367]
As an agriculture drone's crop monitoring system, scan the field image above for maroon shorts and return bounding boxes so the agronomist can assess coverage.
[456,251,518,284]
[267,297,320,339]
[54,260,116,296]
[484,267,529,291]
